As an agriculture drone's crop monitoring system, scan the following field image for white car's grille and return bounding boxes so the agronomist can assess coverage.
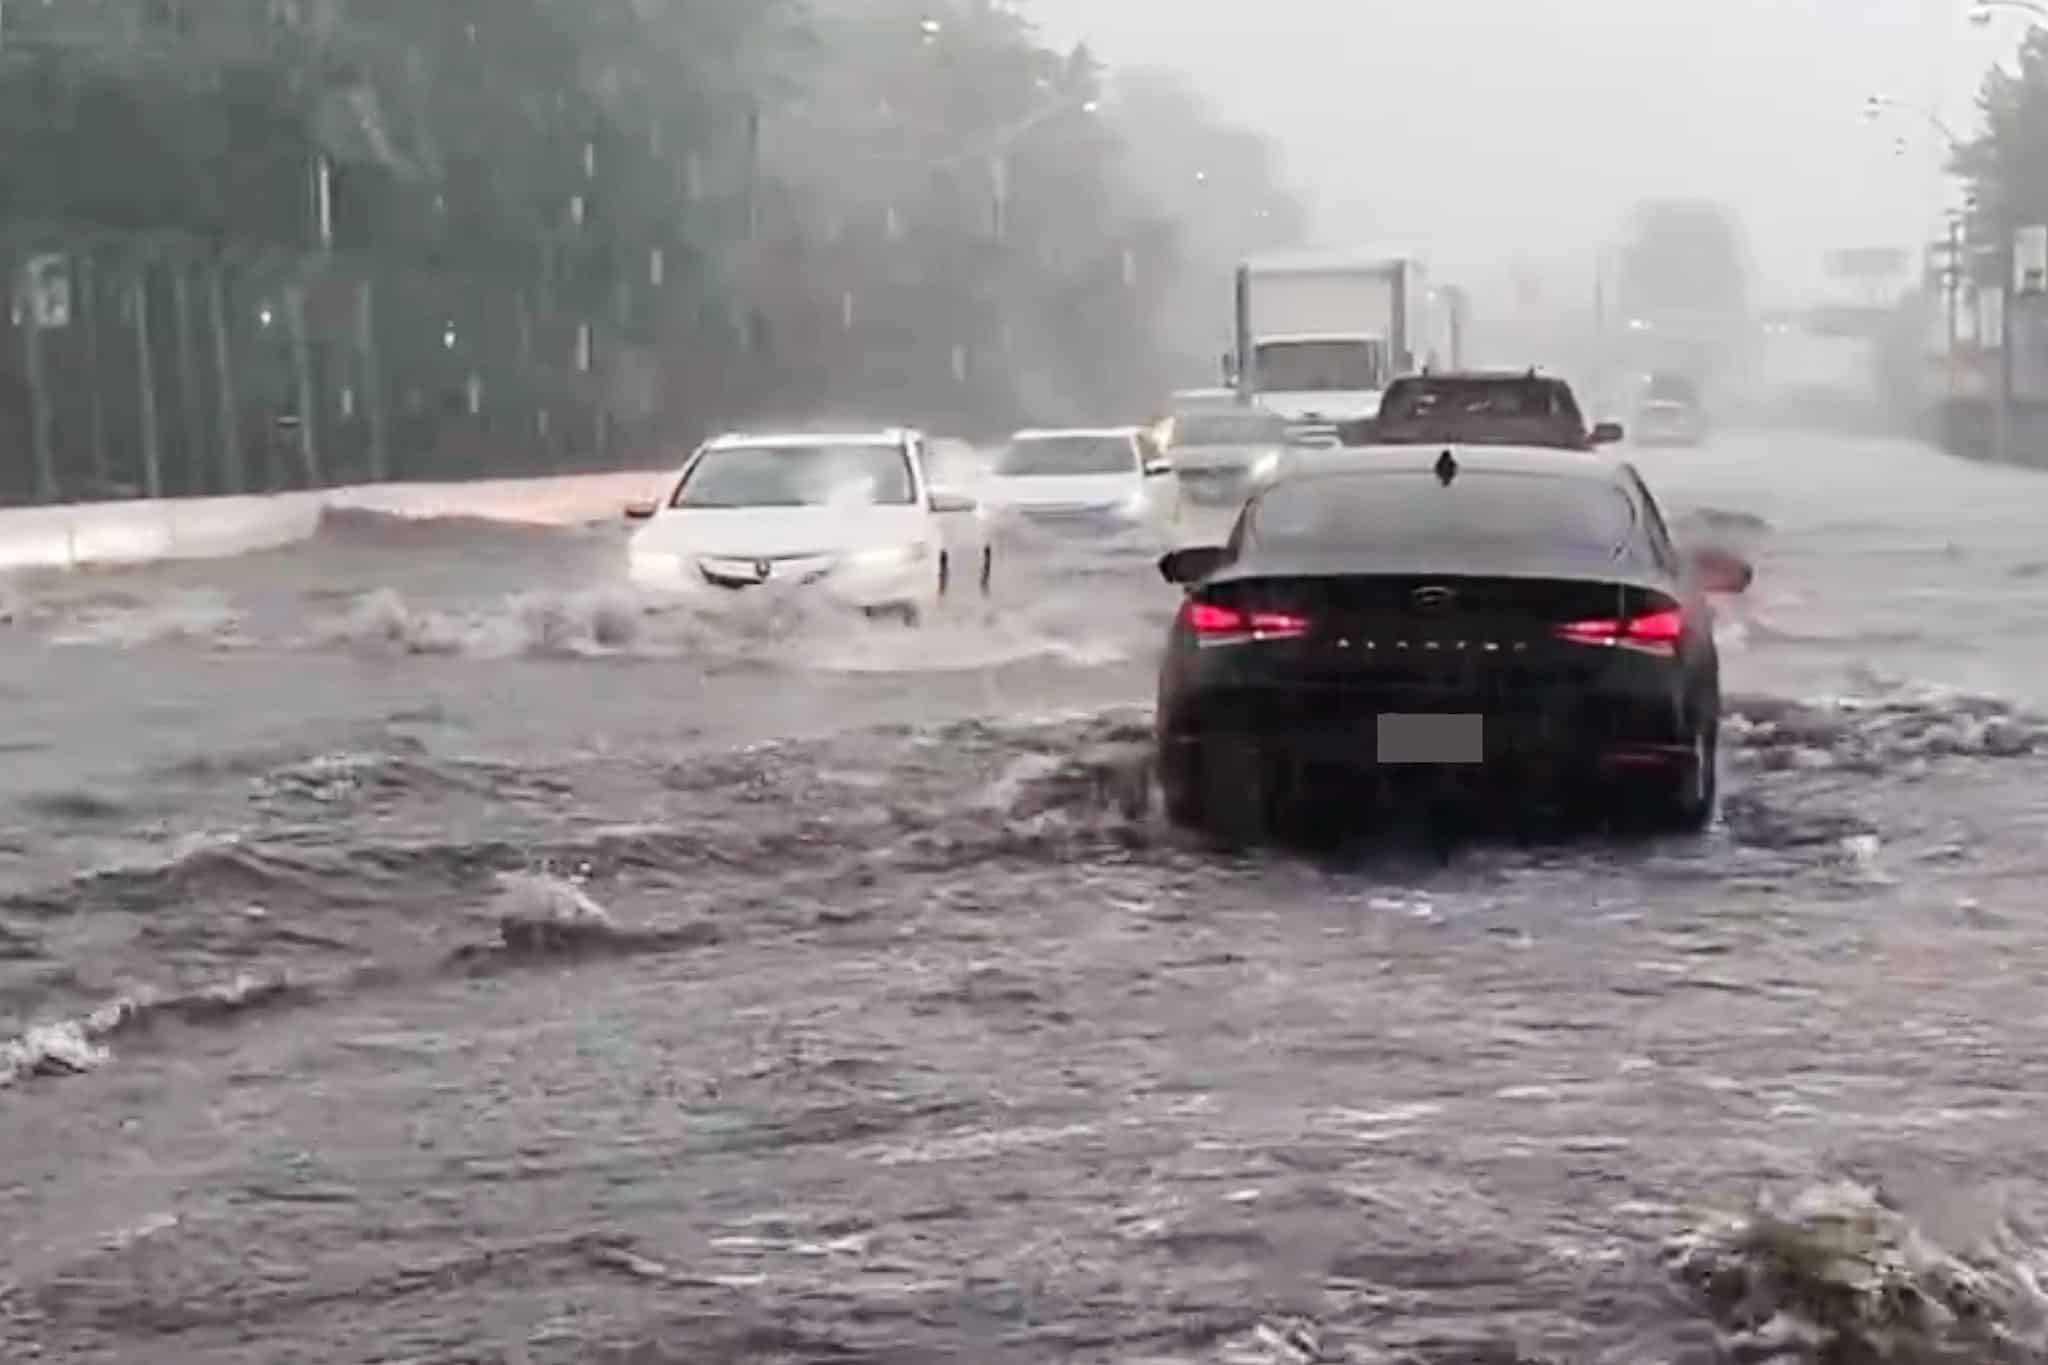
[697,552,837,589]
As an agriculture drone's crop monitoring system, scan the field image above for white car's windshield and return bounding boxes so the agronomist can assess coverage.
[672,444,917,509]
[995,436,1136,477]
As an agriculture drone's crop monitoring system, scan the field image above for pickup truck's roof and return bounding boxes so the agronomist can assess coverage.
[1346,371,1593,451]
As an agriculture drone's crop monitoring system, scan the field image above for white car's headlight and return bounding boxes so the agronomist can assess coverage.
[629,548,684,574]
[1249,452,1283,484]
[847,542,932,569]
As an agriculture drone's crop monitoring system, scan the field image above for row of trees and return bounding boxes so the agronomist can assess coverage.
[1952,26,2048,288]
[0,0,1303,505]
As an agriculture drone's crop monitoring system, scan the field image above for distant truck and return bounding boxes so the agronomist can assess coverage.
[1222,251,1462,444]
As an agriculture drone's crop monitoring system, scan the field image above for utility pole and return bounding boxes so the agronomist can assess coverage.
[22,272,56,503]
[1997,228,2014,464]
[1944,214,1964,399]
[132,267,164,499]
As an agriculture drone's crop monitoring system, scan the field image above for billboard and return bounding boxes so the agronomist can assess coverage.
[1980,286,2005,351]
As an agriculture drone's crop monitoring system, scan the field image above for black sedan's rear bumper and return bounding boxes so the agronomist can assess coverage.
[1157,670,1700,791]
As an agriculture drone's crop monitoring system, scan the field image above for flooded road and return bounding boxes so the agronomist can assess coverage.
[6,432,2048,1362]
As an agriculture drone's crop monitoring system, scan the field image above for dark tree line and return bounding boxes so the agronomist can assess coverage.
[0,0,1303,505]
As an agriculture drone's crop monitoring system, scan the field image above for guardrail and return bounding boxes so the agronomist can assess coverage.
[0,470,671,574]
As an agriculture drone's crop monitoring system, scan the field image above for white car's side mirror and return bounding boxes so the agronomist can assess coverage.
[929,488,978,514]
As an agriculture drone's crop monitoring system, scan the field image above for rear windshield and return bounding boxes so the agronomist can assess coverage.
[1171,412,1289,447]
[1248,470,1638,559]
[1378,378,1581,426]
[1367,380,1588,449]
[995,435,1135,476]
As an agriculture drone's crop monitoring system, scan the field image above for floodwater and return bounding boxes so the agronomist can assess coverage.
[5,432,2048,1362]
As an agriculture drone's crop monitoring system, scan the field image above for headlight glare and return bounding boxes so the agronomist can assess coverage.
[848,541,931,569]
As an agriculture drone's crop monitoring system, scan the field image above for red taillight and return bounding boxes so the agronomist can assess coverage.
[1185,600,1310,638]
[1186,601,1244,633]
[1556,607,1684,649]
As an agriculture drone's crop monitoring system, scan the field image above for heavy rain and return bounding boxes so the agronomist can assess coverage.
[5,4,2048,1364]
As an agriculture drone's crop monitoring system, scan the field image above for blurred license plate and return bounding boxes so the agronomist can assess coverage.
[1376,714,1483,764]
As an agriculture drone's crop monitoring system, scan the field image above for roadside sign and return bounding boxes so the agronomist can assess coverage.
[2011,292,2048,402]
[1980,285,2005,350]
[22,254,70,328]
[2016,226,2048,296]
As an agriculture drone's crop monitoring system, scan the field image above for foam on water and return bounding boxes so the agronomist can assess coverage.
[309,575,1145,672]
[1656,1181,2048,1364]
[41,591,245,648]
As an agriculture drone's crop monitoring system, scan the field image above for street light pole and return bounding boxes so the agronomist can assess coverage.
[1865,94,1963,151]
[1997,225,2015,462]
[1945,212,1964,397]
[927,90,1100,249]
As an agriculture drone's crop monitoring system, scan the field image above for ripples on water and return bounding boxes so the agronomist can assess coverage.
[8,484,2048,1360]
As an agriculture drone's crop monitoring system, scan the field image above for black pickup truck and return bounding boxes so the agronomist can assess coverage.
[1336,371,1623,452]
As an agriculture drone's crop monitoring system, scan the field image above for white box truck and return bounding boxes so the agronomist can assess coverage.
[1224,251,1457,443]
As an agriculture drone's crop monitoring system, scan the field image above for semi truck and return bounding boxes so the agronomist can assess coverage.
[1223,251,1460,444]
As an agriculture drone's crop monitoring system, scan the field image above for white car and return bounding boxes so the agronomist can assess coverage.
[981,427,1179,539]
[623,428,992,625]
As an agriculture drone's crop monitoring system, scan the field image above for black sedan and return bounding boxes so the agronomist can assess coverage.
[1152,446,1754,843]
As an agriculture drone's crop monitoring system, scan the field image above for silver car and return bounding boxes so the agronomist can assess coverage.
[1163,407,1293,511]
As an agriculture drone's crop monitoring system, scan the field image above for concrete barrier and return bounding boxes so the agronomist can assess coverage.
[0,493,324,572]
[0,470,675,574]
[326,469,670,526]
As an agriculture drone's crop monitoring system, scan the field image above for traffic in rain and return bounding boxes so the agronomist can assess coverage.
[4,3,2048,1363]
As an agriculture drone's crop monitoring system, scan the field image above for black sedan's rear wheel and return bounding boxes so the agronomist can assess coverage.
[1631,714,1719,835]
[1162,734,1284,848]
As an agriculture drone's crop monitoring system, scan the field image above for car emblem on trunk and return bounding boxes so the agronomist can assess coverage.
[754,558,773,580]
[1411,585,1456,614]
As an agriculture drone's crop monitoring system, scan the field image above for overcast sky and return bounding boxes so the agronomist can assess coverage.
[1022,0,2022,303]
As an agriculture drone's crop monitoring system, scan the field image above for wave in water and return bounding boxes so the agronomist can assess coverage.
[0,871,719,1090]
[316,582,1142,672]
